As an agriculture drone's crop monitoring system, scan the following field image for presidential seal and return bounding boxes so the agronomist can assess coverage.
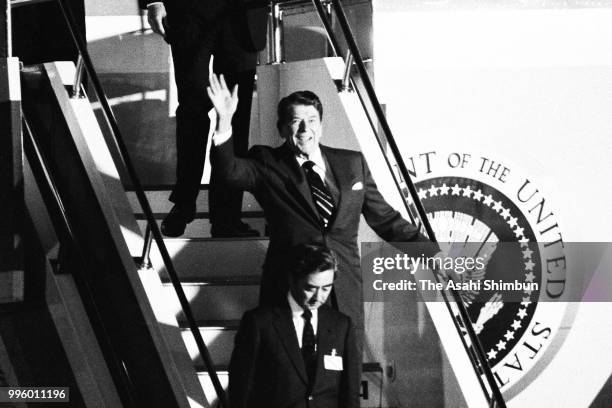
[403,150,571,397]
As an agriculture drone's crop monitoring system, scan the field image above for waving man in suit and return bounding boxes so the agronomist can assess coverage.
[229,243,360,408]
[208,74,439,335]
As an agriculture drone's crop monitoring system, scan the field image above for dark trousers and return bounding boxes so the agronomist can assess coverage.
[169,15,257,225]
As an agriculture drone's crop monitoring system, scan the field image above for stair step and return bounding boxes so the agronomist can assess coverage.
[196,365,380,408]
[137,218,268,239]
[128,190,262,214]
[197,368,228,408]
[135,211,264,220]
[193,320,241,329]
[164,275,261,286]
[150,238,269,280]
[197,364,228,373]
[166,284,259,322]
[182,326,238,367]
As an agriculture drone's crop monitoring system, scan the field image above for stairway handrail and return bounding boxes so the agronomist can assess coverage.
[22,114,139,406]
[308,0,507,406]
[50,1,228,406]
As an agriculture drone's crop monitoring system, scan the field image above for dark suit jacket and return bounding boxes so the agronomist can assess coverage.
[212,140,438,325]
[229,304,360,408]
[141,0,268,52]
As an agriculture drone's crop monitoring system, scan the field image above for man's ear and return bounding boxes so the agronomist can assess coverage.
[277,120,283,135]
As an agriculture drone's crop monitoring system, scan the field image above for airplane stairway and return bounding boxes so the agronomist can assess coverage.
[14,0,509,406]
[128,188,269,399]
[20,60,207,407]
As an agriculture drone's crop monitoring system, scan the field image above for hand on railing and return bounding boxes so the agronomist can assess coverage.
[147,2,168,40]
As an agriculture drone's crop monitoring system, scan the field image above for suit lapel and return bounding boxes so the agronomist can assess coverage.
[321,146,355,229]
[272,306,309,384]
[278,143,321,223]
[312,306,336,388]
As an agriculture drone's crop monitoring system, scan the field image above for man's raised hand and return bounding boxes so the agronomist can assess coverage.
[147,3,168,40]
[207,73,239,133]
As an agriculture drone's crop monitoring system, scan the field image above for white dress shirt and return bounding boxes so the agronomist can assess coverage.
[295,148,327,185]
[287,292,318,349]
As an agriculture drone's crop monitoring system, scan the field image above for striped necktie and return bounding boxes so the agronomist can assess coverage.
[302,160,335,229]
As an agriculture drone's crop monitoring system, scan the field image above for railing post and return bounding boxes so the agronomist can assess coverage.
[323,0,335,57]
[0,0,24,303]
[269,1,284,64]
[72,55,85,99]
[340,51,353,92]
[312,0,340,57]
[139,225,153,270]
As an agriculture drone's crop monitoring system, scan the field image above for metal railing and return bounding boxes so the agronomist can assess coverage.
[22,114,138,406]
[13,0,229,406]
[269,1,285,63]
[278,0,507,406]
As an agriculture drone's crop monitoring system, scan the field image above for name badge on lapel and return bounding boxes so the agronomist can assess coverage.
[324,349,343,371]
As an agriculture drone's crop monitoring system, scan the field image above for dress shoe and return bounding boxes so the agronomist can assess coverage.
[160,205,195,237]
[210,221,260,238]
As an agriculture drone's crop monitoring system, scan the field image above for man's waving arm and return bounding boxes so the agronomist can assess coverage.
[359,153,443,259]
[208,73,260,191]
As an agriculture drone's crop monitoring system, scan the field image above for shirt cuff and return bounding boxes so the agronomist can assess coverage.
[213,128,233,146]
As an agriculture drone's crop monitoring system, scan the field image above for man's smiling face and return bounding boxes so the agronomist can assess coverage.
[280,104,323,159]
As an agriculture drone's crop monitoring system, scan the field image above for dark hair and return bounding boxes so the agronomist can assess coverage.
[287,243,338,282]
[276,90,323,131]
